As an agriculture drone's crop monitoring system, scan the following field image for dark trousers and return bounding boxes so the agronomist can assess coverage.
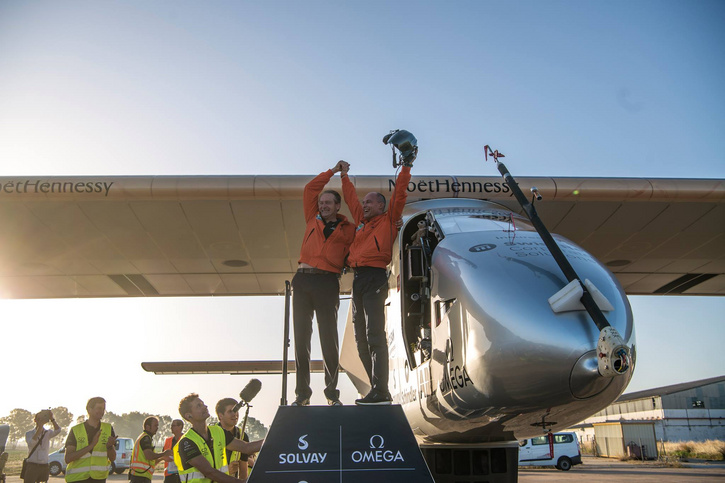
[351,267,389,394]
[292,271,341,401]
[163,474,181,483]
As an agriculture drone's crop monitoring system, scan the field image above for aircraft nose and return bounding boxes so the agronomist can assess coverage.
[431,229,635,409]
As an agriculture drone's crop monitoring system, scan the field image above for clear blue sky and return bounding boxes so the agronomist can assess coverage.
[0,1,723,429]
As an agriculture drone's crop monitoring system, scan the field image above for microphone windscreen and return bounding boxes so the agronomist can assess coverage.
[239,379,262,404]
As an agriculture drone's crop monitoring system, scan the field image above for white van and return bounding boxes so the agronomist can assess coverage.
[49,437,134,477]
[518,432,582,471]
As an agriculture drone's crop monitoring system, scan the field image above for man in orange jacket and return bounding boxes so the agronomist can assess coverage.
[341,136,416,405]
[162,419,183,483]
[292,160,355,407]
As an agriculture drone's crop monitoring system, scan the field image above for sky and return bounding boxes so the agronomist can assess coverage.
[0,0,723,432]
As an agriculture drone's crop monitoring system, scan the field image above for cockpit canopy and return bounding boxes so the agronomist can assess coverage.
[426,207,534,240]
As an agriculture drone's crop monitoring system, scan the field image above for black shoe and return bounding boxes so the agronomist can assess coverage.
[355,390,392,406]
[327,398,343,407]
[291,398,310,406]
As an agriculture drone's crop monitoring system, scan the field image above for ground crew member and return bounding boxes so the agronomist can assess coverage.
[163,419,184,483]
[64,397,118,483]
[129,416,173,483]
[174,394,263,483]
[341,153,414,405]
[214,399,252,479]
[292,160,355,406]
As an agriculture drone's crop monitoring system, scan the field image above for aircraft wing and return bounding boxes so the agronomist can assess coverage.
[1,175,723,298]
[141,360,330,375]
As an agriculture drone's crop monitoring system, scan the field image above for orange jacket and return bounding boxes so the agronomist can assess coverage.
[342,166,412,269]
[297,170,355,273]
[163,436,178,476]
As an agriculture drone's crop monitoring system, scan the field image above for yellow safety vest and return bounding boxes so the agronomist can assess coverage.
[173,426,228,483]
[65,422,112,482]
[217,424,240,476]
[130,431,155,478]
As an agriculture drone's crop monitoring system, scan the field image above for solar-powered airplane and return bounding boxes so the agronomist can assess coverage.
[1,139,723,481]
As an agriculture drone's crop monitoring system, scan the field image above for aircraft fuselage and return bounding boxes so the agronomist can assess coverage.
[341,198,635,444]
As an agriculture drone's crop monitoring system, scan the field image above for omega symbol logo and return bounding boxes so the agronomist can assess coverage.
[469,243,496,252]
[298,434,309,450]
[369,435,385,449]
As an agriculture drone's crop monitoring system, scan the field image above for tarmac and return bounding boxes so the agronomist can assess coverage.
[518,455,725,482]
[4,456,725,482]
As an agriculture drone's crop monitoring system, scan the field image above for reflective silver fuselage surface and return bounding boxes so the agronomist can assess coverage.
[381,199,635,444]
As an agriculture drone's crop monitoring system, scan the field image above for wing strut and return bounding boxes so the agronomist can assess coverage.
[485,145,631,378]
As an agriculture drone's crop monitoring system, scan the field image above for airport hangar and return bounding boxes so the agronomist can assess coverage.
[566,375,725,457]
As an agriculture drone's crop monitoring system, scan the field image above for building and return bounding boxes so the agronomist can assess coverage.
[569,375,725,444]
[591,421,658,458]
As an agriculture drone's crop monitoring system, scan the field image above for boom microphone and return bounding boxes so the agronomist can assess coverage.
[232,379,262,411]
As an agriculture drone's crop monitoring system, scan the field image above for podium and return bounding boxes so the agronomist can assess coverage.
[248,405,434,483]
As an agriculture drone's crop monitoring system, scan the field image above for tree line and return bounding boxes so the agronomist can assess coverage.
[1,407,268,449]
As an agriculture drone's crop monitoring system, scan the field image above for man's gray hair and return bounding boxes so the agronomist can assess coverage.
[321,190,341,204]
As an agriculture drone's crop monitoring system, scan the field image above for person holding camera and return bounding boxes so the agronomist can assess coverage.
[23,410,61,483]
